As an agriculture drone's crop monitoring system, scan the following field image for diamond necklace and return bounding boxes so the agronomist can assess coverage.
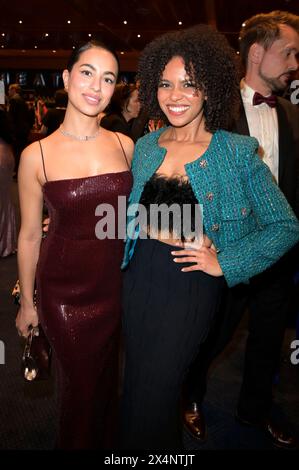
[59,125,100,141]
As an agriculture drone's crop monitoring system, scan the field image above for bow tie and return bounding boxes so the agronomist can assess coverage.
[252,92,277,108]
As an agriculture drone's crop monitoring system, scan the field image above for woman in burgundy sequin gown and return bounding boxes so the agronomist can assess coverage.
[16,41,133,449]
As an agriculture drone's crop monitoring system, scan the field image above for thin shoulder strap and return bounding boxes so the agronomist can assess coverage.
[115,132,130,169]
[38,140,48,182]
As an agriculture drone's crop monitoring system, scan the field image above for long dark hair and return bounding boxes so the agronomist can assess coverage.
[66,40,120,72]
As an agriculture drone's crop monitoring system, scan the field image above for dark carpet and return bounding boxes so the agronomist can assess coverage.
[0,183,298,451]
[1,252,299,451]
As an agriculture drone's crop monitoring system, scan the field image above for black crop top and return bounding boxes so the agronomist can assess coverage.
[139,174,202,241]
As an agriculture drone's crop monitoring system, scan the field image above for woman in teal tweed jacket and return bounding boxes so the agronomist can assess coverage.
[120,25,299,450]
[122,127,299,287]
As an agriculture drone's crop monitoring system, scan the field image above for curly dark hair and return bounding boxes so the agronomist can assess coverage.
[137,24,240,133]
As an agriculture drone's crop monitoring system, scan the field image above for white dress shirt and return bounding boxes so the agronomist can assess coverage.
[240,79,279,182]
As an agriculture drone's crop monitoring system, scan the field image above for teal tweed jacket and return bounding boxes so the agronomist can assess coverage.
[121,128,299,287]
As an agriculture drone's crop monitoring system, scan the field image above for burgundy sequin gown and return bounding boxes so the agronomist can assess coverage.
[36,171,132,449]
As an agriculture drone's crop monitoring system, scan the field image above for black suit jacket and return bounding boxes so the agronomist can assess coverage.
[100,113,132,139]
[233,96,299,217]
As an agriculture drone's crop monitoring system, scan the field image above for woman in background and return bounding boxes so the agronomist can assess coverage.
[101,83,140,140]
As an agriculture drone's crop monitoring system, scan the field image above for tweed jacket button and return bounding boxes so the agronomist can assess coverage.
[241,207,247,216]
[206,192,214,201]
[199,159,208,168]
[211,223,220,232]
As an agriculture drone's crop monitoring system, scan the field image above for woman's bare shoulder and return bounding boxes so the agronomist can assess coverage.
[19,133,59,175]
[100,127,134,164]
[115,132,134,163]
[21,140,43,161]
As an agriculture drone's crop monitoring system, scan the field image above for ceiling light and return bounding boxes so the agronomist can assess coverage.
[178,21,182,25]
[1,45,4,48]
[123,20,127,25]
[45,33,49,37]
[72,46,75,49]
[137,34,141,38]
[242,23,246,27]
[19,20,23,24]
[67,20,71,24]
[88,33,92,37]
[1,33,5,37]
[120,51,124,55]
[52,50,56,53]
[34,45,37,49]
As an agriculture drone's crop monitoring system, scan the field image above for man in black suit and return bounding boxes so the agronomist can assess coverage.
[183,11,299,449]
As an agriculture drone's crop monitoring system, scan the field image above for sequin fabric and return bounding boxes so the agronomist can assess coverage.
[36,171,132,449]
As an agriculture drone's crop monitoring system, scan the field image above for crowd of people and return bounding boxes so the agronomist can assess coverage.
[2,8,298,451]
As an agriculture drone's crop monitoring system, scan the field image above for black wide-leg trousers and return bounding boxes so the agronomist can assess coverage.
[121,238,224,450]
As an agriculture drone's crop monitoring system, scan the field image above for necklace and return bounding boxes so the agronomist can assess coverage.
[59,125,100,141]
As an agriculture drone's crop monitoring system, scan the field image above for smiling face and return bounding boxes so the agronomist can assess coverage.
[157,56,206,128]
[257,24,299,92]
[62,46,118,117]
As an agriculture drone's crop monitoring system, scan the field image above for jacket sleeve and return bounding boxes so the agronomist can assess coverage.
[131,138,141,175]
[217,143,299,287]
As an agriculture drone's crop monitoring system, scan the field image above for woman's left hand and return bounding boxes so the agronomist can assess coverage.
[171,245,223,277]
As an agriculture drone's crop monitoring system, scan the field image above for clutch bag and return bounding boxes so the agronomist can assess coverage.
[22,325,52,381]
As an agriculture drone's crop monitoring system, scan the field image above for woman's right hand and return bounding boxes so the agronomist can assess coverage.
[16,305,38,338]
[42,217,50,233]
[182,234,215,250]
